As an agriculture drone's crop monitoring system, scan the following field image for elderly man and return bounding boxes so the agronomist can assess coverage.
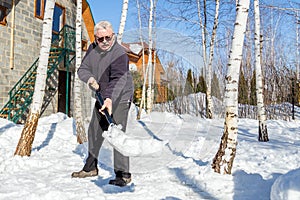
[72,21,134,187]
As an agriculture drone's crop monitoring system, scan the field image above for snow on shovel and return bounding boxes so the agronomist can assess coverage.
[95,91,167,157]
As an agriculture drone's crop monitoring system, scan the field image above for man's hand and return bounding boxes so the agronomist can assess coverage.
[100,98,112,115]
[87,77,99,91]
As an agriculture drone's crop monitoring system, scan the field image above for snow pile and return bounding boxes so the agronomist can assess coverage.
[271,168,300,200]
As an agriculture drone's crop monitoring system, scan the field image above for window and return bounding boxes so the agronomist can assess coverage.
[0,5,7,26]
[52,4,65,42]
[35,0,45,19]
[52,4,64,33]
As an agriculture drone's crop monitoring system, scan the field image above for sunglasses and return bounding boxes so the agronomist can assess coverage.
[95,34,114,43]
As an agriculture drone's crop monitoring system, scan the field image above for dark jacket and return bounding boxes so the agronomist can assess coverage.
[78,40,134,104]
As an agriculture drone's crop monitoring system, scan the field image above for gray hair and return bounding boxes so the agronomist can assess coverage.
[94,21,114,35]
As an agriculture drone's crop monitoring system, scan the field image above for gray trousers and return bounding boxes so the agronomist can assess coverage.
[83,100,130,173]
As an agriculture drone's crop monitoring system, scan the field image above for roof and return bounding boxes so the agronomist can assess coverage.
[122,42,165,74]
[82,0,95,42]
[122,42,149,55]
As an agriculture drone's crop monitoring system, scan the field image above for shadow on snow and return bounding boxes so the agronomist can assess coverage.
[32,123,57,151]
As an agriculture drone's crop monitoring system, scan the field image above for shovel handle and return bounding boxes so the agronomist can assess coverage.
[95,91,115,125]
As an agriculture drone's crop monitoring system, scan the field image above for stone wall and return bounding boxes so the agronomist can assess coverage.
[0,0,42,108]
[0,0,93,121]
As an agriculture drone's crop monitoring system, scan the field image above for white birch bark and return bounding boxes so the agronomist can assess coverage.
[117,0,129,43]
[74,0,87,144]
[15,0,56,156]
[136,0,147,119]
[197,0,207,73]
[146,0,154,113]
[206,0,220,119]
[212,0,250,174]
[297,12,299,81]
[196,0,207,117]
[296,12,300,105]
[254,0,268,142]
[151,0,157,105]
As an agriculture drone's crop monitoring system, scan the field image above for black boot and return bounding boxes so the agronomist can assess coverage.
[109,171,131,187]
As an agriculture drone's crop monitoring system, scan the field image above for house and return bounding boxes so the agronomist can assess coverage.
[0,0,167,124]
[122,42,167,104]
[0,0,94,123]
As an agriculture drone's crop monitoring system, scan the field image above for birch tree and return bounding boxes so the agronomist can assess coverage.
[197,0,207,74]
[74,0,87,144]
[196,0,207,118]
[206,0,220,119]
[254,0,268,142]
[15,0,56,156]
[151,0,158,105]
[117,0,129,43]
[196,0,219,119]
[296,12,300,105]
[137,0,147,119]
[212,0,250,174]
[146,0,154,113]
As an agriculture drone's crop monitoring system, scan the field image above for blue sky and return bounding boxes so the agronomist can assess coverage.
[87,0,125,32]
[85,0,298,69]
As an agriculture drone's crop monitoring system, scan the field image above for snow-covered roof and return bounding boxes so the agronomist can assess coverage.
[129,43,143,55]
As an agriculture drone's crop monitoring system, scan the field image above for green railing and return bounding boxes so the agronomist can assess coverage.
[52,25,76,51]
[0,25,75,123]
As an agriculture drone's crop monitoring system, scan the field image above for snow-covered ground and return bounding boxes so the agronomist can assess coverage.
[0,106,299,200]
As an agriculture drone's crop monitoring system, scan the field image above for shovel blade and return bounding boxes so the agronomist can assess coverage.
[102,124,167,157]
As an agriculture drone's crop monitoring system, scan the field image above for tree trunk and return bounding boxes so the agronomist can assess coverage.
[297,13,300,105]
[197,0,207,74]
[205,0,220,119]
[15,0,56,156]
[197,0,210,118]
[74,0,87,144]
[117,0,129,43]
[146,0,154,113]
[212,0,250,174]
[136,0,146,119]
[151,0,157,105]
[254,0,269,142]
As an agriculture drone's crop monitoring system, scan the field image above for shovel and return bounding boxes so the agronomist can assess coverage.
[95,91,167,157]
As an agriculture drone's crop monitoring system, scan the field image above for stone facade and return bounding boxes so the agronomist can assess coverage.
[0,0,93,121]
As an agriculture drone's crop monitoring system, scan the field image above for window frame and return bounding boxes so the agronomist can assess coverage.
[52,3,66,34]
[0,5,7,26]
[34,0,45,19]
[51,3,66,45]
